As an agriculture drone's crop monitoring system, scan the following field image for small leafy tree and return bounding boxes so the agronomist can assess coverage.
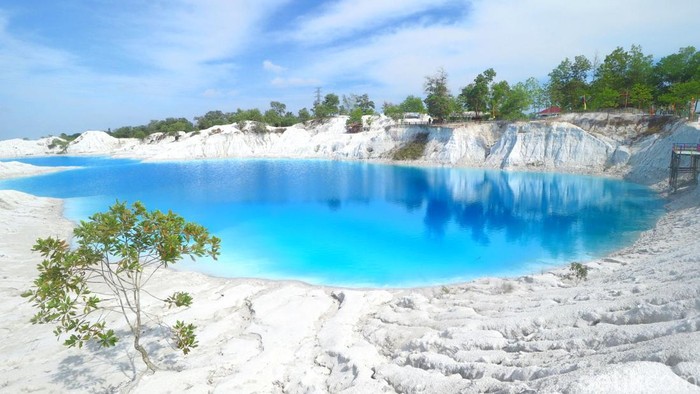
[346,107,364,133]
[630,83,653,109]
[23,201,220,372]
[383,102,405,121]
[569,262,589,283]
[313,93,340,118]
[548,55,591,111]
[194,110,231,130]
[399,95,426,114]
[459,68,496,118]
[297,107,312,123]
[424,68,453,123]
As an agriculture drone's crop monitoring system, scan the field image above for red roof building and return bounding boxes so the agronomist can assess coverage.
[538,106,561,117]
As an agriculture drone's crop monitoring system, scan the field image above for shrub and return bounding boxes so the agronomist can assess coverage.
[569,262,589,282]
[251,122,269,134]
[392,132,429,160]
[22,201,220,372]
[48,138,69,152]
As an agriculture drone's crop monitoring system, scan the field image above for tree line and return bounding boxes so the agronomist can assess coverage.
[108,94,377,138]
[107,45,698,139]
[419,45,699,123]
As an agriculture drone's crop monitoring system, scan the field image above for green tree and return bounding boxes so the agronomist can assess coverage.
[297,108,312,123]
[592,45,653,107]
[653,46,700,90]
[488,80,510,119]
[133,129,148,140]
[345,107,364,132]
[150,118,195,135]
[653,46,700,113]
[264,101,289,126]
[659,80,700,118]
[238,108,264,123]
[382,102,404,121]
[281,111,298,127]
[339,95,352,115]
[23,202,220,372]
[399,95,426,113]
[111,118,195,139]
[424,68,453,122]
[195,110,231,130]
[340,93,375,115]
[627,45,654,88]
[459,68,496,118]
[523,77,547,114]
[356,94,375,115]
[500,81,532,120]
[263,109,281,127]
[345,95,375,131]
[630,83,653,109]
[313,93,340,118]
[590,87,619,109]
[548,55,591,111]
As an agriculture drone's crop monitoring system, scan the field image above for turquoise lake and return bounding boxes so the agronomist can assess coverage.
[0,156,664,287]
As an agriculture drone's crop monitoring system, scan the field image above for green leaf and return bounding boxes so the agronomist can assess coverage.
[165,291,193,308]
[25,201,218,370]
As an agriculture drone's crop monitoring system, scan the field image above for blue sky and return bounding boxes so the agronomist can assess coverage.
[1,0,699,139]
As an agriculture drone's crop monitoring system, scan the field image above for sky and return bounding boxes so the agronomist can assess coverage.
[1,0,699,139]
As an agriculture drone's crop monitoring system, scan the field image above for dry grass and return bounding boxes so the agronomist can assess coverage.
[392,133,429,160]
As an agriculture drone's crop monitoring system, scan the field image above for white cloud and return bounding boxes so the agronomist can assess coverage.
[116,1,289,73]
[289,0,700,102]
[263,60,286,73]
[0,13,78,76]
[201,88,238,98]
[270,77,321,88]
[288,0,461,44]
[0,1,289,137]
[4,0,700,138]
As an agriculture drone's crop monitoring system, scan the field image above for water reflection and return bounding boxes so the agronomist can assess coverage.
[381,167,661,257]
[1,158,661,243]
[0,158,663,285]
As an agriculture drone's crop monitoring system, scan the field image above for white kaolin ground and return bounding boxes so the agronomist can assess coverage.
[0,115,699,393]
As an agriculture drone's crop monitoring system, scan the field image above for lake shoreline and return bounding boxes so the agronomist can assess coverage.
[0,157,664,289]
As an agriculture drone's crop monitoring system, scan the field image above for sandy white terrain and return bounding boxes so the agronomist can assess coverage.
[0,115,699,393]
[0,161,75,180]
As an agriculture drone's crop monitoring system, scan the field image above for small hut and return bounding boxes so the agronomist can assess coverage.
[538,106,561,118]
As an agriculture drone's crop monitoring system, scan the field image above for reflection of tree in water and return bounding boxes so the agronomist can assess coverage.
[10,159,659,261]
[387,166,431,212]
[539,214,577,258]
[575,198,655,254]
[387,167,660,259]
[454,202,489,245]
[424,198,451,236]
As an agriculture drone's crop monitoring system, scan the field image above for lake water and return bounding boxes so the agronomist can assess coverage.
[0,156,664,287]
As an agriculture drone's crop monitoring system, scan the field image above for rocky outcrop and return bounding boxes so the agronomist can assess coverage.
[627,122,700,185]
[3,113,699,189]
[558,112,680,143]
[0,136,63,157]
[65,130,138,154]
[484,122,615,171]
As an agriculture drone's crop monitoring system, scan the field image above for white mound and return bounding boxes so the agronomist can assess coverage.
[0,136,61,157]
[65,130,129,154]
[0,161,74,180]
